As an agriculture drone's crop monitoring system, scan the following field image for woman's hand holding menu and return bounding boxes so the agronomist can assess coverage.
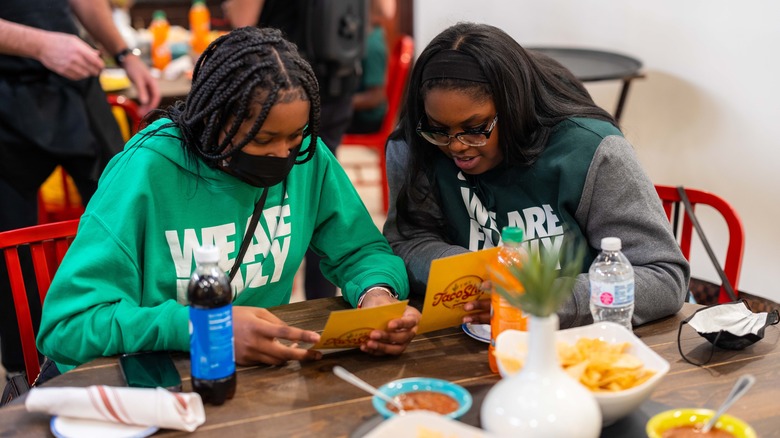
[233,306,323,366]
[462,280,492,324]
[361,296,421,356]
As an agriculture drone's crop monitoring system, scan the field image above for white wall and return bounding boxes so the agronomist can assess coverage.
[415,0,780,302]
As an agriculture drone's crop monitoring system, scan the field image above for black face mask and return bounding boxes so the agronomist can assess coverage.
[677,300,779,365]
[224,146,300,188]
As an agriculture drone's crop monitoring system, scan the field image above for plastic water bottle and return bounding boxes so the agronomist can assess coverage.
[188,245,236,405]
[589,237,635,331]
[488,227,528,374]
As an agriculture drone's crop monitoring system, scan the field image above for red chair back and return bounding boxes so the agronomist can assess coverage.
[37,168,84,224]
[107,94,142,135]
[341,35,414,212]
[654,185,744,303]
[0,219,79,384]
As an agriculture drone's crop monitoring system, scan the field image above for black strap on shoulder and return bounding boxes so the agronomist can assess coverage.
[676,186,738,302]
[228,187,269,282]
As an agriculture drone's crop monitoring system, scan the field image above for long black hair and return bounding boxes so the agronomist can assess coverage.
[394,22,617,233]
[143,26,321,167]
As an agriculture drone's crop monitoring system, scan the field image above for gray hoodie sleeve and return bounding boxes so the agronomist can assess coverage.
[383,138,468,295]
[560,135,690,328]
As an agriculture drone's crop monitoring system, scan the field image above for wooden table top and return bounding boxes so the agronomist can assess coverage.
[2,300,778,437]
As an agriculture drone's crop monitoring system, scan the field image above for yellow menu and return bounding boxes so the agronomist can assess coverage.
[417,248,499,334]
[311,300,408,350]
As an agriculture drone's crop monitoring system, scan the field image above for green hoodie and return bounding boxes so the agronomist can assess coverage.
[37,118,409,371]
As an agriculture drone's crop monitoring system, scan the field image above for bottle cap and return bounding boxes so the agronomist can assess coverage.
[601,237,622,251]
[194,245,220,264]
[501,227,524,244]
[152,10,167,21]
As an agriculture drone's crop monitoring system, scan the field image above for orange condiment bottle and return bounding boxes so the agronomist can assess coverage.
[189,0,211,57]
[149,10,171,70]
[488,227,528,374]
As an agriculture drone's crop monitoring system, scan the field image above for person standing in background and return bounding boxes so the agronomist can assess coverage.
[0,0,159,379]
[346,0,396,134]
[222,0,365,300]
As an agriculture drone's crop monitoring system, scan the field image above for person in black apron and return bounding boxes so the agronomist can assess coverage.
[0,0,159,377]
[222,0,366,300]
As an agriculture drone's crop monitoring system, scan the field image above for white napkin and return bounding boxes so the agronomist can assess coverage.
[25,386,205,432]
[688,302,769,335]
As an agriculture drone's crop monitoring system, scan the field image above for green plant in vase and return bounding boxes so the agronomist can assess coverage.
[491,238,586,317]
[482,237,602,438]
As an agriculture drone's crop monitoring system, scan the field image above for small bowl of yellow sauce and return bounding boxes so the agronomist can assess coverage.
[646,408,757,438]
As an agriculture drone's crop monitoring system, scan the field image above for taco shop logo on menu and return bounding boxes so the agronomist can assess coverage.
[432,275,485,309]
[323,328,373,348]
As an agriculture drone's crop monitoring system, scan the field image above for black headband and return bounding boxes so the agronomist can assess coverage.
[421,49,489,84]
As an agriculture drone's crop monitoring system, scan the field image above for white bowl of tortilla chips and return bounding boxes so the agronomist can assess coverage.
[495,322,669,426]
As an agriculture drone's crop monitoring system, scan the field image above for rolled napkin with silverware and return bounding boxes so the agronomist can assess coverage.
[25,385,206,432]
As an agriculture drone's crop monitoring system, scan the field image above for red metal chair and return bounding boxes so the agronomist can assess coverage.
[107,94,142,138]
[341,35,414,213]
[654,185,744,303]
[37,168,84,224]
[0,219,80,385]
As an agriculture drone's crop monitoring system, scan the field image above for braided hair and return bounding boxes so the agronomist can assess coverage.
[145,26,321,166]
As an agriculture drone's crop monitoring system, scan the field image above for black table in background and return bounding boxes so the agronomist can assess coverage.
[529,47,644,122]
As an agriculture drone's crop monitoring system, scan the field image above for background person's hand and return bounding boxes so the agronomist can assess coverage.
[233,306,322,366]
[361,305,421,356]
[462,280,492,325]
[38,32,103,80]
[122,54,160,114]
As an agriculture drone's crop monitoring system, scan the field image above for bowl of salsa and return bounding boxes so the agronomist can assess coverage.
[372,377,472,419]
[646,409,757,438]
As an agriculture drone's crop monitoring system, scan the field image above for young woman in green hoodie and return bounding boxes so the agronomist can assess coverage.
[36,26,418,378]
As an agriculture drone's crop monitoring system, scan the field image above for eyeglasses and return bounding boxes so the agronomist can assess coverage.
[416,114,498,147]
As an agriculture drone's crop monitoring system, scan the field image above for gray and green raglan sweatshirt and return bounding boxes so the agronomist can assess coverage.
[384,117,689,328]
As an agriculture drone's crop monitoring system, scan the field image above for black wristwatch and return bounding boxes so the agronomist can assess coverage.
[113,47,140,67]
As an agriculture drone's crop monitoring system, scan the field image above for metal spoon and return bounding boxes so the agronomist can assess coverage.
[700,374,756,433]
[332,366,406,414]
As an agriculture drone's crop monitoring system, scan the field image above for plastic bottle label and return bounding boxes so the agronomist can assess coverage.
[190,304,235,379]
[589,280,635,307]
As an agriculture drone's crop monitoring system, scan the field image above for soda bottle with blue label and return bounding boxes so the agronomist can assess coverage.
[189,245,236,405]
